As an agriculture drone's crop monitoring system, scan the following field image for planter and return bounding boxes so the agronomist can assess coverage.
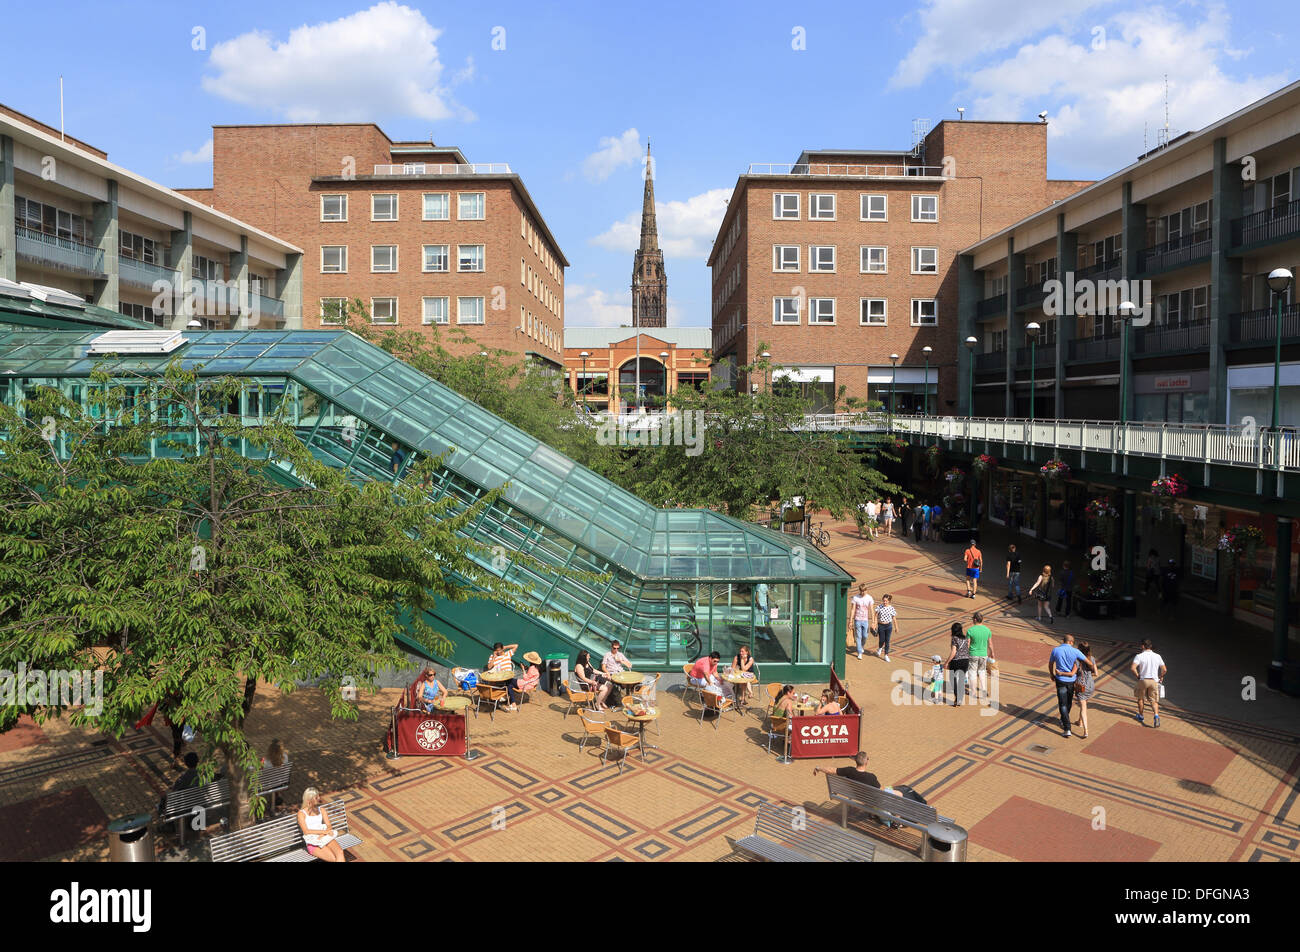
[942,527,974,544]
[1073,595,1120,619]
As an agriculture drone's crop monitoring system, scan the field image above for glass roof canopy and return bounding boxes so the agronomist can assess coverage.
[0,328,847,584]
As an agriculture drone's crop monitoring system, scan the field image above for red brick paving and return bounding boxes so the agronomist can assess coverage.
[894,581,969,604]
[1083,722,1238,787]
[0,715,48,753]
[971,795,1161,861]
[0,786,107,862]
[986,634,1058,669]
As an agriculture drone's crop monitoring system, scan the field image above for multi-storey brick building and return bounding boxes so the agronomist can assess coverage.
[708,122,1090,410]
[0,104,302,329]
[180,123,567,366]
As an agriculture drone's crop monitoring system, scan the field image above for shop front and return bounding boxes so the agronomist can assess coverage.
[1134,370,1210,424]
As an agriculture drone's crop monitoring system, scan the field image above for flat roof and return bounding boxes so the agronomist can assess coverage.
[565,326,712,350]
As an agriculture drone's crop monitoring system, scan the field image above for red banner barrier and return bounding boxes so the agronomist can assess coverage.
[385,678,468,757]
[788,668,862,759]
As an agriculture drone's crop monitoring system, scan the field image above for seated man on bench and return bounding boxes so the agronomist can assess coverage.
[814,751,880,787]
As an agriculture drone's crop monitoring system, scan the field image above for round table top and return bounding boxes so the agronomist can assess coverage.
[480,670,513,683]
[434,696,471,711]
[793,701,818,715]
[725,672,757,684]
[611,670,643,686]
[622,707,659,722]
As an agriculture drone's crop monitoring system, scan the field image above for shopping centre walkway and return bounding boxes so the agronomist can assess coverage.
[2,513,1297,862]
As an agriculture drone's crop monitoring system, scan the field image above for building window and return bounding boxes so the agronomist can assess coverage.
[774,245,800,272]
[809,298,835,324]
[773,193,799,219]
[422,296,450,325]
[457,296,485,324]
[119,301,165,327]
[458,245,485,272]
[371,297,398,325]
[371,194,398,221]
[423,193,450,220]
[458,192,486,220]
[809,194,836,220]
[119,230,159,264]
[911,194,938,222]
[911,247,938,273]
[371,245,398,272]
[911,298,937,326]
[861,194,887,221]
[423,245,449,273]
[320,298,347,325]
[773,297,801,324]
[321,194,347,221]
[192,254,224,280]
[861,246,887,273]
[809,246,836,272]
[860,299,887,325]
[321,246,347,273]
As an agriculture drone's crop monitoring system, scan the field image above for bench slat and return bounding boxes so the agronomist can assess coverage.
[745,801,874,863]
[736,835,817,862]
[825,775,951,831]
[209,798,361,862]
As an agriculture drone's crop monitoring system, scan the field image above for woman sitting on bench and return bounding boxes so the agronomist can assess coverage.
[297,788,344,863]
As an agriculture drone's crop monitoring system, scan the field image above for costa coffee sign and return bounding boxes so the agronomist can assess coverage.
[789,714,859,758]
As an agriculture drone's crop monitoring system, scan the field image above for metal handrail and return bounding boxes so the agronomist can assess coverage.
[371,163,511,175]
[746,163,947,178]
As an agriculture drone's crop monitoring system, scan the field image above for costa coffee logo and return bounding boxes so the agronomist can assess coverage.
[415,719,448,752]
[799,723,850,739]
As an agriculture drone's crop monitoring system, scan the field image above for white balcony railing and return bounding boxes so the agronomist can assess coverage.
[371,163,511,176]
[747,163,948,178]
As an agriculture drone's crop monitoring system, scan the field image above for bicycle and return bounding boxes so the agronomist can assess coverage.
[809,522,831,548]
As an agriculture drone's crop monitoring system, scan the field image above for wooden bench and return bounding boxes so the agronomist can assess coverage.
[159,764,294,843]
[209,799,362,862]
[736,801,875,862]
[824,774,952,833]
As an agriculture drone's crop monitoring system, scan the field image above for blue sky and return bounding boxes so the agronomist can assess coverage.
[6,0,1296,326]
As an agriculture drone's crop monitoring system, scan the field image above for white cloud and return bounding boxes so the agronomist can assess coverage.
[564,283,632,327]
[581,129,642,184]
[200,2,472,122]
[175,138,213,164]
[590,188,731,261]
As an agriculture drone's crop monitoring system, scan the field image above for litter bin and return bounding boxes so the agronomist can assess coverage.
[921,821,968,863]
[545,653,568,696]
[107,813,154,862]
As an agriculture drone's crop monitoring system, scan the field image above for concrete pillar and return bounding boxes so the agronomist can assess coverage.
[1005,240,1024,416]
[0,135,14,282]
[1210,137,1243,426]
[1122,489,1137,596]
[166,212,193,331]
[1054,214,1077,419]
[230,235,249,329]
[957,254,979,417]
[91,179,119,311]
[277,252,303,329]
[1269,516,1292,690]
[1120,183,1146,422]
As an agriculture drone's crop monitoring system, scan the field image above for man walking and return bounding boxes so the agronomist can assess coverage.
[918,502,930,542]
[849,583,875,660]
[1006,543,1022,603]
[1047,633,1088,738]
[966,611,994,702]
[964,539,983,598]
[1131,639,1167,727]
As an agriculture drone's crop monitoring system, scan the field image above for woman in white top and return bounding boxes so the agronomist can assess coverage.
[864,500,879,540]
[297,787,345,862]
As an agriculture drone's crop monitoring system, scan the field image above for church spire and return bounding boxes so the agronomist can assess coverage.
[632,140,667,327]
[639,141,659,254]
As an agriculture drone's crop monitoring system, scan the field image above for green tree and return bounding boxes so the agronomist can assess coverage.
[0,367,561,827]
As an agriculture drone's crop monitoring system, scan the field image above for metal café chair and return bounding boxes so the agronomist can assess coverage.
[601,726,640,774]
[563,681,595,718]
[698,689,735,729]
[764,713,792,763]
[474,682,509,720]
[681,663,702,708]
[576,709,608,753]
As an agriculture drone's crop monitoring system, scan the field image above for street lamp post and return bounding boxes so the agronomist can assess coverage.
[1025,322,1041,421]
[964,336,977,419]
[922,345,933,416]
[889,353,900,430]
[1117,301,1137,425]
[579,351,590,409]
[659,351,670,410]
[760,351,772,394]
[1268,268,1295,431]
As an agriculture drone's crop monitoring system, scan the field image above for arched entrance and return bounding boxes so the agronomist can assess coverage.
[618,356,667,412]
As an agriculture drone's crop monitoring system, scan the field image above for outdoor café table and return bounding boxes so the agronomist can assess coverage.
[480,669,513,684]
[620,705,659,760]
[433,694,477,761]
[724,672,758,713]
[793,697,818,717]
[610,670,643,689]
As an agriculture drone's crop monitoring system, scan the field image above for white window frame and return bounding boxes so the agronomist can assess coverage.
[423,244,449,273]
[319,297,347,326]
[773,193,800,220]
[320,194,347,222]
[773,245,800,272]
[861,246,887,274]
[911,194,938,222]
[371,245,398,273]
[371,193,398,221]
[911,298,938,326]
[422,296,450,325]
[370,297,398,325]
[772,297,801,324]
[457,192,486,221]
[809,245,836,272]
[423,192,450,221]
[457,296,485,325]
[809,193,836,220]
[457,244,485,273]
[321,245,347,273]
[860,298,887,326]
[911,247,938,274]
[860,194,887,221]
[808,298,836,325]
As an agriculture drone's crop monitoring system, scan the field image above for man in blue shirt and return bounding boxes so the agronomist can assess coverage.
[1048,634,1088,737]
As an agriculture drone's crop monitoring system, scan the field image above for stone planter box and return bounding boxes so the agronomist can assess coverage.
[1073,595,1120,619]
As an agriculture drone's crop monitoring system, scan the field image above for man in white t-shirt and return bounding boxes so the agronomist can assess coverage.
[1130,639,1167,727]
[848,583,875,660]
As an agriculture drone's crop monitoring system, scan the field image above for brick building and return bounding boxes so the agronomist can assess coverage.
[564,326,711,414]
[179,124,567,366]
[707,121,1090,411]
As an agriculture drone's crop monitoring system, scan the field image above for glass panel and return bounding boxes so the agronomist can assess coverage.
[796,585,828,664]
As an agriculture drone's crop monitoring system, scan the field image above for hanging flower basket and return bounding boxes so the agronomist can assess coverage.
[1218,524,1265,561]
[1084,498,1118,520]
[971,453,997,478]
[1084,569,1116,600]
[924,444,944,473]
[887,436,908,454]
[943,466,966,486]
[1039,458,1070,482]
[1150,473,1189,499]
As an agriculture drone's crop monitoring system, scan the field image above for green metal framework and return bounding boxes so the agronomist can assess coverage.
[0,327,851,677]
